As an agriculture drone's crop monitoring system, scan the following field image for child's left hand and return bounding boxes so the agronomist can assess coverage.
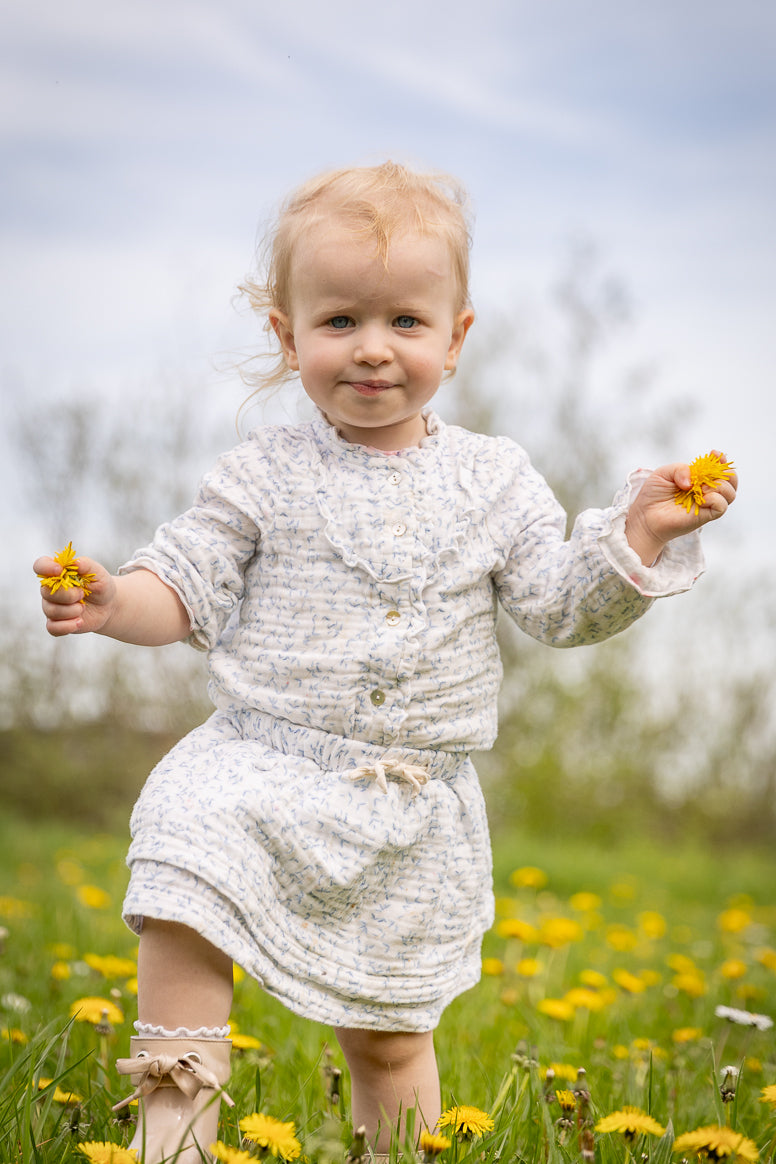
[624,451,738,566]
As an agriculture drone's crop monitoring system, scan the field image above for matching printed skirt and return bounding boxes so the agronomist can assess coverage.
[122,709,495,1031]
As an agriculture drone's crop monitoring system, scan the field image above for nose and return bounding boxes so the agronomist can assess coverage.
[353,323,392,366]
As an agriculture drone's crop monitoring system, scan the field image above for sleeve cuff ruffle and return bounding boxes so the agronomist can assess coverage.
[598,468,706,598]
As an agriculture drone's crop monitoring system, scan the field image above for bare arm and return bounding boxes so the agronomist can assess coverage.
[34,555,191,645]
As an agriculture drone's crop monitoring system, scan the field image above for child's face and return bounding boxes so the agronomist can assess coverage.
[270,222,474,450]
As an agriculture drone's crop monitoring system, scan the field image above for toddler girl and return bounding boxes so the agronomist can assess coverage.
[34,161,736,1163]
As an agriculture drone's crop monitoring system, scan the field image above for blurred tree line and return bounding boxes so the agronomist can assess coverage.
[3,245,774,847]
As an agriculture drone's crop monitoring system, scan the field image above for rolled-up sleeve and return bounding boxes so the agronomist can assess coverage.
[492,458,705,648]
[119,451,262,651]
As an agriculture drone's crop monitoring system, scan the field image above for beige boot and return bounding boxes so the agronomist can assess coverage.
[113,1036,233,1163]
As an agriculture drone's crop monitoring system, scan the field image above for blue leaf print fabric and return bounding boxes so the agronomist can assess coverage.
[120,410,704,1030]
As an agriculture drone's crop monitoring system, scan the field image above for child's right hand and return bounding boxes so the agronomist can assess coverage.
[33,555,117,637]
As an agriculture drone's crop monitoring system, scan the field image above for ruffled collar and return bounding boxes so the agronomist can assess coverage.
[310,408,443,461]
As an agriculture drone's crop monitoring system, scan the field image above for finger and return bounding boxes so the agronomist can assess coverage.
[699,489,730,519]
[42,592,85,618]
[45,613,85,637]
[40,582,84,609]
[709,450,738,491]
[33,555,64,578]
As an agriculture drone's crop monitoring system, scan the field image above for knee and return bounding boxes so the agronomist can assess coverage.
[335,1029,433,1075]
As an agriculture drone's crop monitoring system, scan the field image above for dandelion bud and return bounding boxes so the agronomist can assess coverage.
[580,1127,596,1161]
[94,1009,115,1038]
[327,1065,342,1105]
[574,1067,591,1109]
[346,1125,367,1163]
[720,1065,740,1102]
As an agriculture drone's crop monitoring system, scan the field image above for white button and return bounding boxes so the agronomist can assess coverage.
[391,522,407,537]
[370,689,386,706]
[385,610,401,626]
[388,471,402,486]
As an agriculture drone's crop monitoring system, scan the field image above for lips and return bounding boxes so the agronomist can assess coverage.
[350,380,393,397]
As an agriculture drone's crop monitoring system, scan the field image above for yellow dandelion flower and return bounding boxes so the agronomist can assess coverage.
[496,917,538,942]
[563,987,606,1012]
[538,917,584,948]
[499,987,519,1006]
[756,948,776,972]
[720,959,748,981]
[70,997,124,1025]
[674,453,735,515]
[631,1037,666,1059]
[718,908,752,935]
[668,952,699,974]
[569,892,602,912]
[38,1077,83,1105]
[77,885,111,910]
[0,895,36,919]
[481,957,504,976]
[673,1125,758,1161]
[537,997,575,1021]
[759,1085,776,1107]
[579,969,608,990]
[638,910,667,939]
[231,1032,262,1050]
[516,957,543,977]
[612,968,647,994]
[674,972,707,998]
[606,924,638,952]
[3,1027,28,1044]
[51,960,71,981]
[77,1143,138,1163]
[37,542,97,597]
[596,1106,666,1141]
[610,877,637,903]
[613,1044,630,1060]
[57,858,85,885]
[419,1130,452,1157]
[84,954,137,979]
[510,866,548,889]
[555,1090,577,1111]
[437,1104,494,1139]
[49,941,76,958]
[673,1027,704,1044]
[545,1063,579,1082]
[239,1113,301,1160]
[212,1144,257,1164]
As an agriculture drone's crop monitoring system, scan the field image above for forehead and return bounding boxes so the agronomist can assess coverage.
[289,219,455,302]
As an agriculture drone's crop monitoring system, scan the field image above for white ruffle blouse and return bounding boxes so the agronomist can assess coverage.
[120,410,704,1031]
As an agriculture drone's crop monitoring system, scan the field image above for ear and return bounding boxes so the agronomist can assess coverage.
[444,308,475,371]
[269,309,299,372]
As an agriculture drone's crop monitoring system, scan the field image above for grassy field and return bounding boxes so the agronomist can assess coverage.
[1,812,775,1163]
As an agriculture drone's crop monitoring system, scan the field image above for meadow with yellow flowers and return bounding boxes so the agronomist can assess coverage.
[1,813,775,1163]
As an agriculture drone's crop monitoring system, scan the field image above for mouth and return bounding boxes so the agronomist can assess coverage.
[349,380,394,397]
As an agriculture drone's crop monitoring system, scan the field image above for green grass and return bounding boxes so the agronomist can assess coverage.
[1,812,775,1162]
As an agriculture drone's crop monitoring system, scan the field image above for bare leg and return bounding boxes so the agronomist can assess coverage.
[137,918,234,1028]
[335,1028,440,1152]
[123,920,234,1163]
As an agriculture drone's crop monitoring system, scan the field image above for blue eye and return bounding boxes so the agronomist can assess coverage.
[329,316,351,329]
[395,315,417,329]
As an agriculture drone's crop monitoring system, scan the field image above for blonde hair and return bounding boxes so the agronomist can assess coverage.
[238,160,473,399]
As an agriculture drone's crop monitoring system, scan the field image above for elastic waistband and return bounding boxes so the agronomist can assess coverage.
[223,707,470,782]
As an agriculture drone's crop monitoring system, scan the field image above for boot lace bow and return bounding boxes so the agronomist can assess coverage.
[112,1051,235,1113]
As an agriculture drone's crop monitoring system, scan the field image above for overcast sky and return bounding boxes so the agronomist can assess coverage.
[3,0,774,581]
